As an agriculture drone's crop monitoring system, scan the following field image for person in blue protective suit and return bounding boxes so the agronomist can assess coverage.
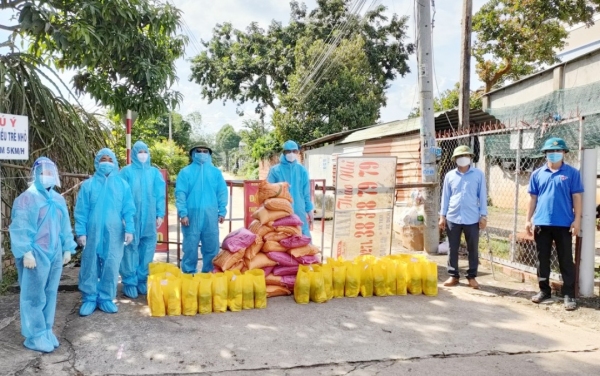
[267,140,315,238]
[9,157,77,353]
[175,145,228,274]
[74,148,135,316]
[119,141,166,298]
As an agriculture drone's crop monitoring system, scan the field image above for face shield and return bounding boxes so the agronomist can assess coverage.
[31,159,61,188]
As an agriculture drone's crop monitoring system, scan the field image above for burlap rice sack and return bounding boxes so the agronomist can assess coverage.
[288,244,320,258]
[258,181,293,204]
[274,226,302,236]
[261,241,288,253]
[213,249,245,271]
[244,252,278,270]
[263,232,290,242]
[264,198,294,215]
[252,206,289,225]
[244,238,264,260]
[266,285,292,297]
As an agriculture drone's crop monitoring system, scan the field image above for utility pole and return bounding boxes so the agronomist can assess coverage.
[417,0,439,254]
[458,0,473,130]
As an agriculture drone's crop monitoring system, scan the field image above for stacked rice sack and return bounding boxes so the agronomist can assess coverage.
[213,181,320,298]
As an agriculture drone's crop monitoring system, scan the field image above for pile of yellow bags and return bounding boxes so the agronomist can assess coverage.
[294,254,438,304]
[147,262,267,317]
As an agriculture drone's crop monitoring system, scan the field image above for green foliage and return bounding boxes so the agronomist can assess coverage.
[216,124,241,171]
[149,140,188,180]
[251,133,280,161]
[190,0,413,140]
[3,0,187,119]
[473,0,600,93]
[408,83,483,118]
[274,35,381,144]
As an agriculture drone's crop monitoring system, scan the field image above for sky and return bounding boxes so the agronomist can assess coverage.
[0,0,489,135]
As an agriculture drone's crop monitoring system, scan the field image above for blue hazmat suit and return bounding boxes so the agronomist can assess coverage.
[267,140,314,238]
[175,151,228,274]
[74,149,135,308]
[119,141,166,294]
[9,157,77,353]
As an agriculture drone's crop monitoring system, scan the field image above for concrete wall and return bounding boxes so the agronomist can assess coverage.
[488,71,554,108]
[563,51,600,88]
[487,165,530,211]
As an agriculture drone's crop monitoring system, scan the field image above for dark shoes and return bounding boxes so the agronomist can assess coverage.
[531,291,552,304]
[564,295,577,311]
[443,277,459,287]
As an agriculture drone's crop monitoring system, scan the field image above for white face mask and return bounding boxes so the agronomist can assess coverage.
[137,153,149,163]
[285,153,297,163]
[456,156,471,167]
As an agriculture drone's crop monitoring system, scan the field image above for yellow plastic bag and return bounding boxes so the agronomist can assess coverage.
[359,260,374,298]
[321,263,333,300]
[385,258,397,296]
[408,258,423,295]
[225,270,243,312]
[212,273,228,312]
[332,264,347,298]
[164,276,182,316]
[309,265,327,303]
[242,271,255,310]
[248,269,267,309]
[294,265,311,304]
[181,274,199,316]
[423,261,438,296]
[344,261,361,298]
[197,273,213,314]
[149,262,181,277]
[147,274,166,317]
[396,261,408,295]
[372,260,388,296]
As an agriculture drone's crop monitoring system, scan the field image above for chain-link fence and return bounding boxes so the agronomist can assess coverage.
[437,116,585,280]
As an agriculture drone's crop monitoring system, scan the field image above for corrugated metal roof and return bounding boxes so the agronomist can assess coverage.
[302,109,499,147]
[339,117,421,144]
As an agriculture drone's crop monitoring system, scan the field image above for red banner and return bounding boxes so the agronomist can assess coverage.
[156,169,169,252]
[244,180,261,228]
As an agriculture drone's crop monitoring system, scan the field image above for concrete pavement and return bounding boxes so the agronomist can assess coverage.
[2,172,599,375]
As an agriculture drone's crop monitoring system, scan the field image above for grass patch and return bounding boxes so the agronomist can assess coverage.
[0,267,18,295]
[479,237,511,260]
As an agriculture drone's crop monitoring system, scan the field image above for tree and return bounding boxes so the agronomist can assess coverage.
[215,124,241,171]
[408,83,482,118]
[109,110,193,166]
[473,0,600,93]
[190,0,413,122]
[273,35,381,144]
[1,0,187,118]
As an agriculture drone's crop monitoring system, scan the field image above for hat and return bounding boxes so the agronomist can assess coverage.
[283,140,299,151]
[451,145,474,160]
[541,137,569,152]
[189,145,213,156]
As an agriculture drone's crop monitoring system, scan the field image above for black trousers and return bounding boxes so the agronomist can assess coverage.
[533,226,576,297]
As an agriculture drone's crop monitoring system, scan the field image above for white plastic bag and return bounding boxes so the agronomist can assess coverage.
[438,240,450,255]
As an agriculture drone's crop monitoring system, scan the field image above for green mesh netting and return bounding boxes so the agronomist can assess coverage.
[484,80,600,158]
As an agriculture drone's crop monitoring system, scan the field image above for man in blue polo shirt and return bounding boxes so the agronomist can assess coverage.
[526,137,582,311]
[439,145,488,289]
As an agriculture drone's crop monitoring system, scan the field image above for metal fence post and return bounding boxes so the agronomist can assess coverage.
[510,129,522,262]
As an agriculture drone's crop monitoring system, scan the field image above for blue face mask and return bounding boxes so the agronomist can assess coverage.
[98,161,114,175]
[546,152,563,163]
[194,152,210,164]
